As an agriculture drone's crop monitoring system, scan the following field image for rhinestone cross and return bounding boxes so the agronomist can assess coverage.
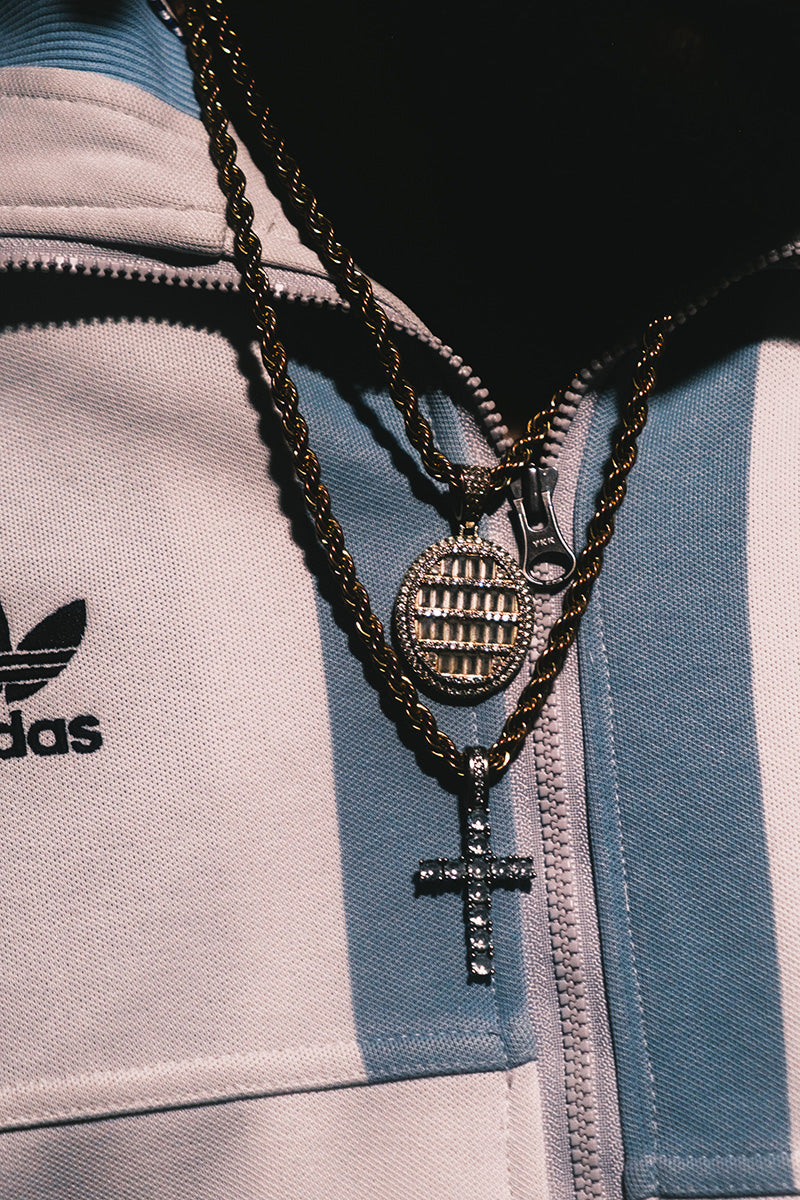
[415,746,535,982]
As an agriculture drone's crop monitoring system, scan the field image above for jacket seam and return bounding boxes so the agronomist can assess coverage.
[0,203,223,218]
[1,1026,530,1093]
[595,589,661,1181]
[0,86,204,138]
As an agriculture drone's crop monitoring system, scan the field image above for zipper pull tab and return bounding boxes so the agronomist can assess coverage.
[509,466,576,591]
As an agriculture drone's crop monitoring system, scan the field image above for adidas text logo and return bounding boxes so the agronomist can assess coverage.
[0,595,102,759]
[0,711,101,758]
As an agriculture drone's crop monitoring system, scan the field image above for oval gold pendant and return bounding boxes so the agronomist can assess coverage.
[394,534,535,703]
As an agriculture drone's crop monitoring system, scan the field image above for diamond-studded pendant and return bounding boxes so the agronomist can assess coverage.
[394,533,535,704]
[415,746,535,981]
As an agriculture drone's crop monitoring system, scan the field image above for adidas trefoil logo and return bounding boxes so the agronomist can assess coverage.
[0,597,85,703]
[0,596,102,759]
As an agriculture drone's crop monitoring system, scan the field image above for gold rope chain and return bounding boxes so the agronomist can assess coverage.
[181,0,669,785]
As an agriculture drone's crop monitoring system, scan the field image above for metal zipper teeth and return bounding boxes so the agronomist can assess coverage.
[441,275,604,1200]
[476,236,800,462]
[12,234,793,457]
[444,300,607,1194]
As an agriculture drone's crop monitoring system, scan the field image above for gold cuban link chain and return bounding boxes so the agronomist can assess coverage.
[181,0,670,784]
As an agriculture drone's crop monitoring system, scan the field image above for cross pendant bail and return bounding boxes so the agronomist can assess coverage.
[415,746,535,982]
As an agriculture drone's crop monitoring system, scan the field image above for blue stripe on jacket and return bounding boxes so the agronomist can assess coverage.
[0,0,198,116]
[575,344,793,1198]
[291,356,537,1081]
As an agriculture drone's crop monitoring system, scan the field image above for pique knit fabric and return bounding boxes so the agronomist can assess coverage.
[2,4,800,1199]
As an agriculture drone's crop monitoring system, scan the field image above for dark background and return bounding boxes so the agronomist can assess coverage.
[215,1,800,428]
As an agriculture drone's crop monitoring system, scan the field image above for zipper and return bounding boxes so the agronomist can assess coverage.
[523,396,624,1200]
[0,238,495,413]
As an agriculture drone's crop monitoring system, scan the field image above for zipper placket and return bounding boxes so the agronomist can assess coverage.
[528,399,625,1200]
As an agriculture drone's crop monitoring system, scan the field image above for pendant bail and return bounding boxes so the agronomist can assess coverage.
[465,744,490,807]
[452,465,494,533]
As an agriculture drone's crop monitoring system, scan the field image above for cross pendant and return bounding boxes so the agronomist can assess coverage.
[415,746,535,982]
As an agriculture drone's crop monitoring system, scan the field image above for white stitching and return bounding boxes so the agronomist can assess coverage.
[0,89,200,138]
[0,205,222,218]
[594,593,661,1179]
[503,1068,516,1200]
